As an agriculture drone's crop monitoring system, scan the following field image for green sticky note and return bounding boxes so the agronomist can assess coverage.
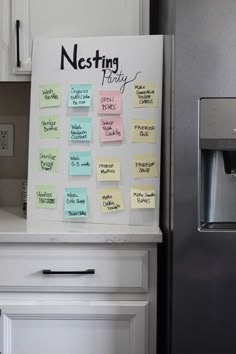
[36,185,56,209]
[64,188,88,218]
[69,117,92,141]
[39,115,60,139]
[68,84,92,107]
[39,148,59,172]
[40,84,61,108]
[69,151,92,176]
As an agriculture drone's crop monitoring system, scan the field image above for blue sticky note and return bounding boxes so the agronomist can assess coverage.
[64,188,88,218]
[69,117,92,141]
[68,84,92,107]
[69,151,92,176]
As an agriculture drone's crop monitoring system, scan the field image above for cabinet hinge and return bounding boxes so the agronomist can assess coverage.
[0,308,1,316]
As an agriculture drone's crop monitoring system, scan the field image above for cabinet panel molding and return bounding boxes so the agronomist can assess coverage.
[0,302,148,354]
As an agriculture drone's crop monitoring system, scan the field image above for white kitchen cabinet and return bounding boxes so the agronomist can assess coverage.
[0,0,148,80]
[0,302,148,354]
[0,239,160,354]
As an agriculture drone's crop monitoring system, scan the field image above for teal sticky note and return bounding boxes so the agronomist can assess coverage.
[68,84,92,107]
[69,151,92,176]
[70,117,92,141]
[64,188,88,218]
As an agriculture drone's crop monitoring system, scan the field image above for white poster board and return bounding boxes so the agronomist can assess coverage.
[27,35,163,226]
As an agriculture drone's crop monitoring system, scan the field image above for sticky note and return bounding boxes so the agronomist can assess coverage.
[96,157,120,181]
[39,148,59,172]
[100,117,123,142]
[40,84,61,108]
[98,188,125,213]
[132,119,156,143]
[69,117,92,141]
[131,185,156,208]
[68,84,92,107]
[36,185,56,209]
[69,151,92,176]
[134,83,158,108]
[39,115,60,139]
[64,188,88,218]
[133,154,158,178]
[98,90,121,115]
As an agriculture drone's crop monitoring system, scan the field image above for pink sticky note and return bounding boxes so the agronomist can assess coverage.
[100,117,123,142]
[98,91,121,115]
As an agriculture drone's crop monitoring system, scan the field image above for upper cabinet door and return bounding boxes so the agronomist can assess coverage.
[9,0,146,79]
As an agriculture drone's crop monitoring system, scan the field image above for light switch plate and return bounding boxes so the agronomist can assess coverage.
[0,124,14,156]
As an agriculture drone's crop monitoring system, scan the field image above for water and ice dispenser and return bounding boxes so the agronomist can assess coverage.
[200,98,236,229]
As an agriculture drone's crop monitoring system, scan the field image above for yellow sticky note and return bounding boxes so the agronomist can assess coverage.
[133,154,158,178]
[134,83,158,107]
[96,157,120,181]
[132,119,156,143]
[131,185,156,208]
[98,189,125,213]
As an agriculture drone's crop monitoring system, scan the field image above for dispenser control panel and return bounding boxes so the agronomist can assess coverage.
[200,98,236,139]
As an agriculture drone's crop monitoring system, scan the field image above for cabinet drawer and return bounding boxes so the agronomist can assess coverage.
[0,248,148,293]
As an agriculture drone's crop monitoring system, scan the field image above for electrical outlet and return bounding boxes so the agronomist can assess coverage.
[0,124,14,156]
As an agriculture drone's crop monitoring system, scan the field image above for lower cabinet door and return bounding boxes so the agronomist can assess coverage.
[0,301,148,354]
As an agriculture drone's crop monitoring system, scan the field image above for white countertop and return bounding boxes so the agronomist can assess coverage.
[0,207,162,243]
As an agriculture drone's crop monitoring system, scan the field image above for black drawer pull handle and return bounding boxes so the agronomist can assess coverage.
[42,269,95,275]
[16,20,21,68]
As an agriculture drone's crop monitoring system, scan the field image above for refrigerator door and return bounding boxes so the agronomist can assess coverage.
[174,1,236,354]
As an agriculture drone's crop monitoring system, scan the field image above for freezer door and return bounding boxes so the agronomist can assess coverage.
[174,1,236,354]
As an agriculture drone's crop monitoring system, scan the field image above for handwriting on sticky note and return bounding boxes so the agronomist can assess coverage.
[98,91,121,115]
[133,154,158,178]
[96,157,120,181]
[68,84,92,107]
[70,117,92,141]
[39,148,59,172]
[131,185,156,208]
[98,189,124,213]
[132,119,156,143]
[40,84,61,108]
[100,117,123,142]
[40,115,60,139]
[134,83,158,108]
[36,185,56,209]
[64,188,88,217]
[69,151,92,176]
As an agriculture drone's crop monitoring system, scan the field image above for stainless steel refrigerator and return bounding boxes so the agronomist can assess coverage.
[150,0,236,353]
